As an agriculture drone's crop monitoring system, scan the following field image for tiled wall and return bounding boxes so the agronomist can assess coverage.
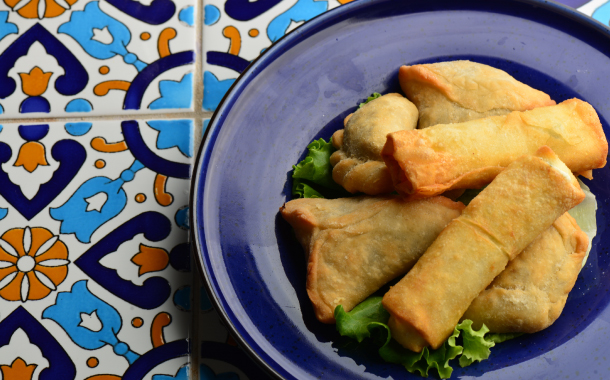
[0,0,607,379]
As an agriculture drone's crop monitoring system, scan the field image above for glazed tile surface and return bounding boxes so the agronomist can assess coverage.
[0,0,195,118]
[202,0,347,112]
[0,0,608,379]
[0,120,193,379]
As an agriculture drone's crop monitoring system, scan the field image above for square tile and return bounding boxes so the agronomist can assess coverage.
[202,0,348,112]
[0,0,196,118]
[0,119,194,379]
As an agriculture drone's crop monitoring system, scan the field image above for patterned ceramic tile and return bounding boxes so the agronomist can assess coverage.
[202,0,351,112]
[577,0,610,19]
[0,0,196,118]
[202,118,209,136]
[0,119,194,379]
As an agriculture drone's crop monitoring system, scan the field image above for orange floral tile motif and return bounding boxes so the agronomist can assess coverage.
[4,0,78,19]
[14,141,48,173]
[0,357,36,380]
[18,67,52,97]
[131,244,169,276]
[0,227,69,302]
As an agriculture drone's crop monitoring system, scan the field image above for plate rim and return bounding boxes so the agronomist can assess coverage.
[190,1,610,379]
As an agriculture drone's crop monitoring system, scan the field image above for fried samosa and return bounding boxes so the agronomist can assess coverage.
[330,93,418,195]
[382,98,607,199]
[280,195,464,323]
[382,146,585,352]
[399,60,556,129]
[463,212,588,333]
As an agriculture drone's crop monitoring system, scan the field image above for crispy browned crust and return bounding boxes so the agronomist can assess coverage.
[570,98,608,169]
[399,61,556,129]
[280,195,464,323]
[381,99,607,199]
[462,213,588,333]
[382,147,585,351]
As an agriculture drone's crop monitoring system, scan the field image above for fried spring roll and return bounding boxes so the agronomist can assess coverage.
[382,98,607,199]
[330,93,418,195]
[399,60,556,129]
[382,146,585,352]
[463,212,588,333]
[280,195,464,323]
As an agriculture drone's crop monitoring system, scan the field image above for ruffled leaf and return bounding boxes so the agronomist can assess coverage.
[486,332,524,344]
[335,297,526,379]
[335,298,462,379]
[378,325,462,379]
[456,320,495,367]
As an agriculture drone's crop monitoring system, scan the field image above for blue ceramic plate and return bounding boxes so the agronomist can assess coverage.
[192,1,610,378]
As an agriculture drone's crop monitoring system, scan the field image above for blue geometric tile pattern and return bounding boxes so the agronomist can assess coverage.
[0,0,606,380]
[201,0,347,111]
[0,120,192,379]
[0,0,195,118]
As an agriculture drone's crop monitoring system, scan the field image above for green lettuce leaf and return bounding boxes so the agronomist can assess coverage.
[335,298,524,379]
[292,138,339,189]
[335,297,461,378]
[359,92,382,108]
[292,179,324,198]
[456,320,495,367]
[291,138,351,199]
[486,332,524,344]
[379,328,463,379]
[335,297,389,342]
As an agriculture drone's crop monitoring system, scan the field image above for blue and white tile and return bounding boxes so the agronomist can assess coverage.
[201,0,347,112]
[0,119,194,379]
[0,0,196,118]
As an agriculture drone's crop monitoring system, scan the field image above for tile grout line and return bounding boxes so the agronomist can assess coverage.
[191,1,205,379]
[0,110,215,125]
[192,0,205,138]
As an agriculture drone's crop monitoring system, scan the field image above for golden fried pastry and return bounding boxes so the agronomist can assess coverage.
[330,93,418,195]
[463,212,587,333]
[399,60,556,129]
[280,195,464,323]
[382,146,585,352]
[382,99,607,199]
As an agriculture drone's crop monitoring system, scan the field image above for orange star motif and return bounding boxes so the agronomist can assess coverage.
[0,358,37,380]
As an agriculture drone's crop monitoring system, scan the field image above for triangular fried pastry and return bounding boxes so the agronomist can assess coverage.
[399,60,556,129]
[280,195,464,323]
